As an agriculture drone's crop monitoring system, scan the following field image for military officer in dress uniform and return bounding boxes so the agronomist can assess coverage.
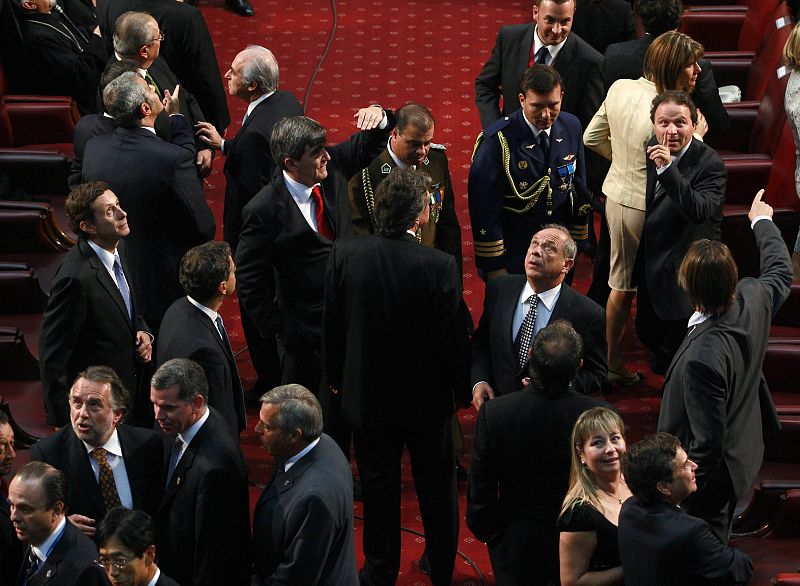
[349,102,463,273]
[469,64,592,280]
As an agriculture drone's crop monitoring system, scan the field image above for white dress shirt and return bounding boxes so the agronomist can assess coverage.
[82,428,134,509]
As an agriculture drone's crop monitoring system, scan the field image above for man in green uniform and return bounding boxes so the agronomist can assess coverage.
[348,102,462,273]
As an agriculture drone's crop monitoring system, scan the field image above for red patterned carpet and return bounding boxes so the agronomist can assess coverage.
[197,0,667,584]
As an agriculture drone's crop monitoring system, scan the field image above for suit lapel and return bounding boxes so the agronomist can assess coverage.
[188,301,234,360]
[160,425,204,510]
[645,136,658,209]
[499,276,525,356]
[82,240,133,328]
[663,317,714,381]
[552,34,576,76]
[515,25,536,87]
[511,110,547,167]
[239,95,272,134]
[549,284,573,322]
[66,430,106,515]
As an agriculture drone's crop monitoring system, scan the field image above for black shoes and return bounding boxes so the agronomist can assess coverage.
[226,0,254,17]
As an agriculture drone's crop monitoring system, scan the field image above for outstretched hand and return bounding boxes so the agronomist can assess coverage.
[748,188,773,222]
[353,106,384,130]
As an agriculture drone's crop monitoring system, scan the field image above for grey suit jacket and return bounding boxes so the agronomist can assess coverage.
[658,219,791,498]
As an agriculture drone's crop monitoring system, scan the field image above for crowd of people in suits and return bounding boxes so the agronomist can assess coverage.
[2,0,799,584]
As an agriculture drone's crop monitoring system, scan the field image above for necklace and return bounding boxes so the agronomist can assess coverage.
[599,487,624,505]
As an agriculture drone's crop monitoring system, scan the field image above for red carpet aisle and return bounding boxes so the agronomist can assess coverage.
[197,0,663,583]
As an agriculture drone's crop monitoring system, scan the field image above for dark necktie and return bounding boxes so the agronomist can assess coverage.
[91,448,122,512]
[143,70,161,98]
[310,185,334,240]
[215,315,245,402]
[535,46,550,65]
[166,436,184,486]
[26,548,40,579]
[538,131,550,160]
[513,294,540,369]
[113,255,132,321]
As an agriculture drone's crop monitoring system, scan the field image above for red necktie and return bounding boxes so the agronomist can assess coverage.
[310,185,334,240]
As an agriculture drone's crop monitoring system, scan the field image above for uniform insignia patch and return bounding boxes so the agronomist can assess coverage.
[381,163,391,174]
[525,144,535,149]
[423,157,430,165]
[555,138,563,142]
[519,181,529,189]
[518,160,528,170]
[563,154,575,161]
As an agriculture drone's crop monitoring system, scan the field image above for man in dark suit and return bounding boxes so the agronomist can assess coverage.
[348,102,462,273]
[0,413,22,586]
[112,11,213,175]
[602,0,730,135]
[82,72,216,336]
[8,462,109,586]
[236,107,392,397]
[252,385,357,585]
[471,225,606,407]
[158,241,245,438]
[97,508,180,586]
[572,0,636,55]
[97,0,230,133]
[195,46,303,251]
[38,182,153,428]
[30,366,164,537]
[619,433,754,585]
[635,91,726,373]
[324,168,470,586]
[467,320,605,585]
[470,65,592,278]
[17,0,108,113]
[475,0,603,131]
[69,59,139,190]
[151,359,250,586]
[658,190,792,544]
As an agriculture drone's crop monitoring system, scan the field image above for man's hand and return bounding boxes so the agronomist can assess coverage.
[135,331,153,363]
[472,382,495,410]
[162,85,181,115]
[68,514,96,537]
[486,268,508,281]
[646,129,671,169]
[748,188,773,222]
[353,106,384,130]
[196,148,213,177]
[194,121,224,151]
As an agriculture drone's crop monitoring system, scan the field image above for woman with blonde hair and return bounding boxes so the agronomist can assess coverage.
[783,21,800,280]
[558,407,631,585]
[584,31,708,384]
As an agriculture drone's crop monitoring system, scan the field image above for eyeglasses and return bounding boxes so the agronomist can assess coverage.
[150,32,165,43]
[97,556,134,571]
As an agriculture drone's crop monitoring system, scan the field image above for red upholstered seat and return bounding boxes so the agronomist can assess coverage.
[682,0,784,54]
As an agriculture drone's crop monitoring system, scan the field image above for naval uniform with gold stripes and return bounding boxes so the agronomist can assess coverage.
[468,108,592,274]
[347,143,463,275]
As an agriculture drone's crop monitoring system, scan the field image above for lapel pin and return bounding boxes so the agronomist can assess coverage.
[47,570,53,578]
[423,157,430,165]
[555,138,563,143]
[525,144,535,149]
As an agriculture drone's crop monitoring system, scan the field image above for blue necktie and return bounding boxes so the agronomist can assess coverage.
[535,46,550,65]
[113,256,132,320]
[166,436,184,487]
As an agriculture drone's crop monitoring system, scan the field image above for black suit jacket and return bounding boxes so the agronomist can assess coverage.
[156,408,250,586]
[82,122,216,323]
[68,114,116,189]
[475,25,603,130]
[236,120,393,349]
[658,219,791,499]
[572,0,636,55]
[158,297,245,436]
[602,35,731,135]
[467,387,605,542]
[636,137,727,321]
[221,91,303,250]
[618,498,753,585]
[29,424,164,522]
[323,233,470,429]
[38,239,149,427]
[16,522,109,586]
[146,56,208,151]
[97,0,229,133]
[252,434,357,585]
[471,274,607,395]
[154,573,180,586]
[1,487,23,586]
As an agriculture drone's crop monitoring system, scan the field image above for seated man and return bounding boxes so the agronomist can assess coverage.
[97,507,179,586]
[17,0,108,113]
[618,433,754,585]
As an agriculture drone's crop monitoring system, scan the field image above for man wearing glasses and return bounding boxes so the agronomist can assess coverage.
[97,508,178,586]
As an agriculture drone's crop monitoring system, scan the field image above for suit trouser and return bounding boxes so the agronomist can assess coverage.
[354,419,458,586]
[487,519,559,586]
[635,281,688,370]
[684,463,737,545]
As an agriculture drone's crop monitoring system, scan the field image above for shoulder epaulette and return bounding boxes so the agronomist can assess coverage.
[430,142,446,151]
